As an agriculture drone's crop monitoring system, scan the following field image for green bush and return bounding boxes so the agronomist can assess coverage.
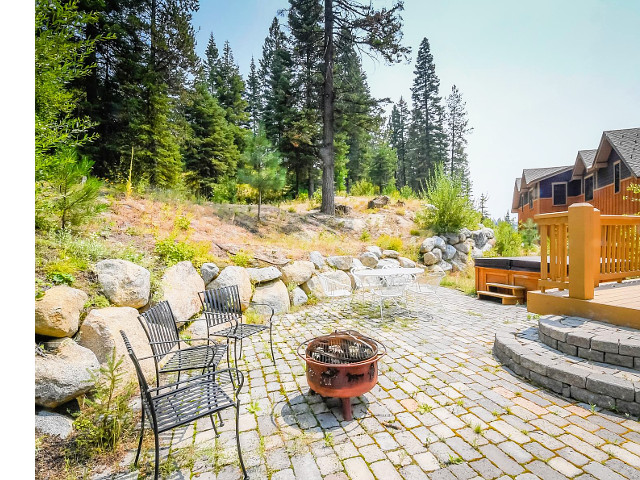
[231,249,253,267]
[399,185,415,199]
[209,179,237,203]
[48,271,75,286]
[155,236,196,265]
[350,180,376,196]
[360,229,371,242]
[382,184,398,197]
[376,234,403,252]
[73,349,135,458]
[519,218,539,249]
[310,189,322,208]
[414,166,481,234]
[494,221,522,257]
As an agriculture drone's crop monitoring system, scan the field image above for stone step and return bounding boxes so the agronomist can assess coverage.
[538,316,640,370]
[493,327,640,416]
[477,290,522,305]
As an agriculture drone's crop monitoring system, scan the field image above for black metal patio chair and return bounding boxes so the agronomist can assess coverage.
[137,301,227,387]
[199,285,275,367]
[120,330,248,480]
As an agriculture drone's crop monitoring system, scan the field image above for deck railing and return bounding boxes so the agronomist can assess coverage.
[535,203,640,300]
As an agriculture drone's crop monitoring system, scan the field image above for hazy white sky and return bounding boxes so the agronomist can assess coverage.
[192,0,640,219]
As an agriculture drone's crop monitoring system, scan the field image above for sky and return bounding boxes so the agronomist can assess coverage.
[191,0,640,219]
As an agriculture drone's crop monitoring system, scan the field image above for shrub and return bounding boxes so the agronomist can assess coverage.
[519,218,539,249]
[494,221,522,257]
[360,229,371,242]
[72,349,135,458]
[155,236,196,265]
[47,271,75,286]
[399,185,415,199]
[376,234,403,252]
[350,180,376,196]
[310,189,322,208]
[209,179,237,203]
[382,184,398,197]
[481,218,496,229]
[231,249,253,267]
[414,166,481,234]
[174,214,192,231]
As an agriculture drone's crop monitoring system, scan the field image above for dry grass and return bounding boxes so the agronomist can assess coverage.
[440,265,476,296]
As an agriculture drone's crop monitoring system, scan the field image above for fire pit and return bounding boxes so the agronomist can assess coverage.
[297,330,386,420]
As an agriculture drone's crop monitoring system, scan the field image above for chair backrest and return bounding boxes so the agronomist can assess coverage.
[317,273,352,297]
[120,330,155,426]
[138,301,180,358]
[199,285,242,328]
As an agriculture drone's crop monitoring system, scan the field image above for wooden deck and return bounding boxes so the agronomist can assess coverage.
[527,278,640,328]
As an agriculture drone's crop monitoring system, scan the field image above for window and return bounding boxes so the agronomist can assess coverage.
[614,162,620,193]
[529,190,533,209]
[553,183,567,206]
[584,175,594,201]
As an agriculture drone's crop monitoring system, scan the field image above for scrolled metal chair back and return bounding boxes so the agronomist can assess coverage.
[138,301,180,358]
[199,285,242,329]
[119,330,156,429]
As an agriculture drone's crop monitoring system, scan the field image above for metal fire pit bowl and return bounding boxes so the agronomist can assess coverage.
[297,330,386,421]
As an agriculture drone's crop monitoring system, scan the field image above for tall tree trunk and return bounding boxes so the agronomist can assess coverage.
[320,0,335,215]
[309,169,314,197]
[258,191,262,220]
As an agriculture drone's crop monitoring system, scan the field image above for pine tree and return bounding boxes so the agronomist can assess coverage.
[408,37,446,191]
[445,85,472,188]
[181,81,240,194]
[479,193,489,220]
[388,97,409,188]
[246,57,261,134]
[319,0,409,214]
[368,138,398,193]
[204,33,220,96]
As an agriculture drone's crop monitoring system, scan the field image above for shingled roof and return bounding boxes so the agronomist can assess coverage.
[577,149,597,169]
[604,128,640,176]
[522,165,572,186]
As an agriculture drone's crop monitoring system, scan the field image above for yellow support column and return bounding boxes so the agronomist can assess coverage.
[568,203,599,300]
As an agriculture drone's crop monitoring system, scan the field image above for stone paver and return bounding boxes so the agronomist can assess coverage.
[121,288,640,479]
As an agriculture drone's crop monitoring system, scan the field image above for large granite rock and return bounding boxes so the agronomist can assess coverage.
[420,238,435,253]
[443,244,456,261]
[451,259,466,273]
[444,233,460,245]
[483,227,495,239]
[35,411,74,439]
[351,258,365,271]
[433,237,447,251]
[76,307,154,387]
[366,246,383,258]
[95,259,150,308]
[161,261,205,322]
[200,263,220,284]
[472,230,487,248]
[459,228,472,242]
[290,287,308,306]
[436,260,453,272]
[367,195,389,209]
[35,338,99,408]
[382,249,399,259]
[247,266,282,284]
[398,257,417,268]
[209,266,252,310]
[302,271,351,298]
[309,251,326,269]
[454,241,471,254]
[471,247,484,259]
[377,258,400,269]
[423,252,439,266]
[35,286,88,338]
[359,252,379,268]
[281,261,316,285]
[326,255,353,271]
[251,280,290,315]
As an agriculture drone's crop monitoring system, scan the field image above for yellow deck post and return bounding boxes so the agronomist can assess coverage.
[568,203,599,300]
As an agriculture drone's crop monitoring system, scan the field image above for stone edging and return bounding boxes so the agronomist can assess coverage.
[538,316,640,370]
[493,331,640,416]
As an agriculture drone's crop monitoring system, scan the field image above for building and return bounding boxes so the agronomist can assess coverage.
[512,127,639,222]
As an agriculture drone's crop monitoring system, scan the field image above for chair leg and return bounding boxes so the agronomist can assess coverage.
[235,403,248,479]
[210,413,220,437]
[153,429,160,480]
[269,323,275,366]
[134,398,145,467]
[218,410,224,427]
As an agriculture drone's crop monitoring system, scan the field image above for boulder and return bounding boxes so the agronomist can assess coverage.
[209,266,252,310]
[377,258,400,269]
[471,247,484,259]
[326,255,353,271]
[382,249,399,259]
[290,287,308,306]
[398,257,416,268]
[35,286,88,338]
[433,236,447,251]
[359,252,379,268]
[309,251,326,269]
[247,266,282,284]
[451,259,466,273]
[335,204,353,216]
[428,264,446,275]
[454,241,471,254]
[35,411,74,439]
[95,259,150,308]
[35,338,99,408]
[453,250,469,264]
[482,242,493,252]
[281,261,315,285]
[351,258,365,271]
[443,244,456,261]
[367,195,389,209]
[251,280,290,315]
[444,233,460,245]
[436,260,453,272]
[200,263,220,284]
[419,238,435,253]
[161,261,205,322]
[366,246,383,258]
[483,227,495,240]
[459,228,472,242]
[302,271,351,298]
[423,251,439,266]
[76,307,154,387]
[471,230,487,248]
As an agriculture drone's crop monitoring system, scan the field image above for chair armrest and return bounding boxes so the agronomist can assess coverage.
[149,368,245,398]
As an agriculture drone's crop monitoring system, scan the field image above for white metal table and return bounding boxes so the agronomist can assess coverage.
[352,267,424,319]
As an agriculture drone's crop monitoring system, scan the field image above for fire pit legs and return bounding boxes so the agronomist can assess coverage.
[341,398,352,421]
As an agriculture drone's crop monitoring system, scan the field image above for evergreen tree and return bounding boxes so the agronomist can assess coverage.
[408,37,446,191]
[239,130,286,220]
[319,0,410,214]
[246,57,261,134]
[445,85,472,189]
[478,193,489,220]
[181,81,240,194]
[204,33,220,96]
[368,138,398,193]
[388,97,409,188]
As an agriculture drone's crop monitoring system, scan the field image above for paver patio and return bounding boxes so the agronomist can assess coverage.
[126,287,640,480]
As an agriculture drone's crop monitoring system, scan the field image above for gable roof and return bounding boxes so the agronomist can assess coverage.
[571,149,597,179]
[522,165,572,186]
[600,128,640,176]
